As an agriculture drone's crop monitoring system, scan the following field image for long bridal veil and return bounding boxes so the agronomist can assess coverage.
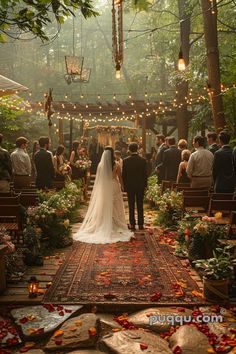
[73,149,114,243]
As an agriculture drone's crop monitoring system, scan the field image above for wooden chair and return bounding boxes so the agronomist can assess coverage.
[208,199,236,216]
[0,205,23,244]
[183,196,210,212]
[211,193,234,200]
[183,190,209,197]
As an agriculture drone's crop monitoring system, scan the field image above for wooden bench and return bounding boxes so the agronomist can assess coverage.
[183,196,210,212]
[183,190,209,197]
[161,180,173,193]
[211,193,234,200]
[0,195,21,205]
[20,194,39,207]
[0,205,23,244]
[52,180,65,190]
[13,175,33,189]
[208,199,236,216]
[172,183,191,190]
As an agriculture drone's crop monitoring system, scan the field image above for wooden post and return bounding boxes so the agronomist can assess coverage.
[134,113,139,128]
[58,118,64,145]
[142,115,146,157]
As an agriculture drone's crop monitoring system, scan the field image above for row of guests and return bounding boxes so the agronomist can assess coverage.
[0,135,92,191]
[155,131,236,193]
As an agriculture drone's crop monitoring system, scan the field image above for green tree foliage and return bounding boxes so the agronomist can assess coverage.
[0,0,98,42]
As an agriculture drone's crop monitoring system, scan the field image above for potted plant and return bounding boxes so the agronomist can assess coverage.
[194,245,236,302]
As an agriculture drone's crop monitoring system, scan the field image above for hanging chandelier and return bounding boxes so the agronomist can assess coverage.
[64,16,91,84]
[112,0,123,79]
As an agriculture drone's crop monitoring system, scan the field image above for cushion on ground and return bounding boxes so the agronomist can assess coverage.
[11,305,82,338]
[169,325,213,354]
[99,329,172,354]
[128,307,193,332]
[45,313,100,351]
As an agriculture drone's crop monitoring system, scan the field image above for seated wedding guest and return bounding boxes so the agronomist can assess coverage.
[213,131,236,193]
[207,132,219,155]
[34,136,55,190]
[186,135,213,189]
[53,145,71,181]
[176,149,191,183]
[0,133,12,191]
[114,150,123,170]
[11,137,31,188]
[31,140,40,177]
[178,139,188,150]
[162,136,182,181]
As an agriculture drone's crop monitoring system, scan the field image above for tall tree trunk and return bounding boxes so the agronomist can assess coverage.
[201,0,225,131]
[176,0,191,140]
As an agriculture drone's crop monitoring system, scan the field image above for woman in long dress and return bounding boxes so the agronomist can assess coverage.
[73,146,132,244]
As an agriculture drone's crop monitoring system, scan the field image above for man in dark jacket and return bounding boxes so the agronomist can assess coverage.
[0,133,12,191]
[213,131,236,193]
[122,142,147,231]
[207,132,220,155]
[34,136,55,189]
[155,134,168,183]
[162,136,182,181]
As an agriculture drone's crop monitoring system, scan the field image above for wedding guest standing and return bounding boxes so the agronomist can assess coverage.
[69,140,81,180]
[88,137,103,174]
[53,145,67,181]
[207,132,219,155]
[0,133,12,191]
[186,135,213,189]
[11,137,31,188]
[213,131,236,193]
[114,150,123,170]
[122,142,147,231]
[178,139,188,151]
[155,134,168,183]
[31,140,40,177]
[162,136,182,181]
[34,137,55,189]
[176,149,191,183]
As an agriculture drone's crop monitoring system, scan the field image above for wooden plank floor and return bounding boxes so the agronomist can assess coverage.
[0,247,72,305]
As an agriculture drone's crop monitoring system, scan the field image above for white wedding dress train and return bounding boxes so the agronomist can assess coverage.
[73,150,132,244]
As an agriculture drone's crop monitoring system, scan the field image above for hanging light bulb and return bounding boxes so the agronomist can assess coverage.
[115,63,121,79]
[178,49,186,71]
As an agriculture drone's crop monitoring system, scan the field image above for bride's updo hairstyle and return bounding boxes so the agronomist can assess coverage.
[104,146,115,169]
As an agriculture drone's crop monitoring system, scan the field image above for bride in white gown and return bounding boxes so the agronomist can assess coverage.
[73,146,132,244]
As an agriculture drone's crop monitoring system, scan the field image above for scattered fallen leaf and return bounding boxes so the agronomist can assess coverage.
[53,329,64,338]
[140,342,148,350]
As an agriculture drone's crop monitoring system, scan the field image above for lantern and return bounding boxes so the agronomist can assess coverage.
[178,49,186,71]
[28,276,39,298]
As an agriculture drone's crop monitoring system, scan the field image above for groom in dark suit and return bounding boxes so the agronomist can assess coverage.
[122,143,147,231]
[34,136,55,189]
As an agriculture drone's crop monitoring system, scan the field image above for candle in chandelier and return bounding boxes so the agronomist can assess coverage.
[115,63,121,79]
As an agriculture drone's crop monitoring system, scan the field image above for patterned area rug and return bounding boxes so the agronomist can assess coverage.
[43,233,203,305]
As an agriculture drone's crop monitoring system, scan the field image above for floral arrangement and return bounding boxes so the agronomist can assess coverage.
[194,245,236,280]
[145,175,161,205]
[0,228,15,254]
[59,163,71,176]
[176,213,229,261]
[154,189,183,228]
[24,182,82,250]
[75,158,92,170]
